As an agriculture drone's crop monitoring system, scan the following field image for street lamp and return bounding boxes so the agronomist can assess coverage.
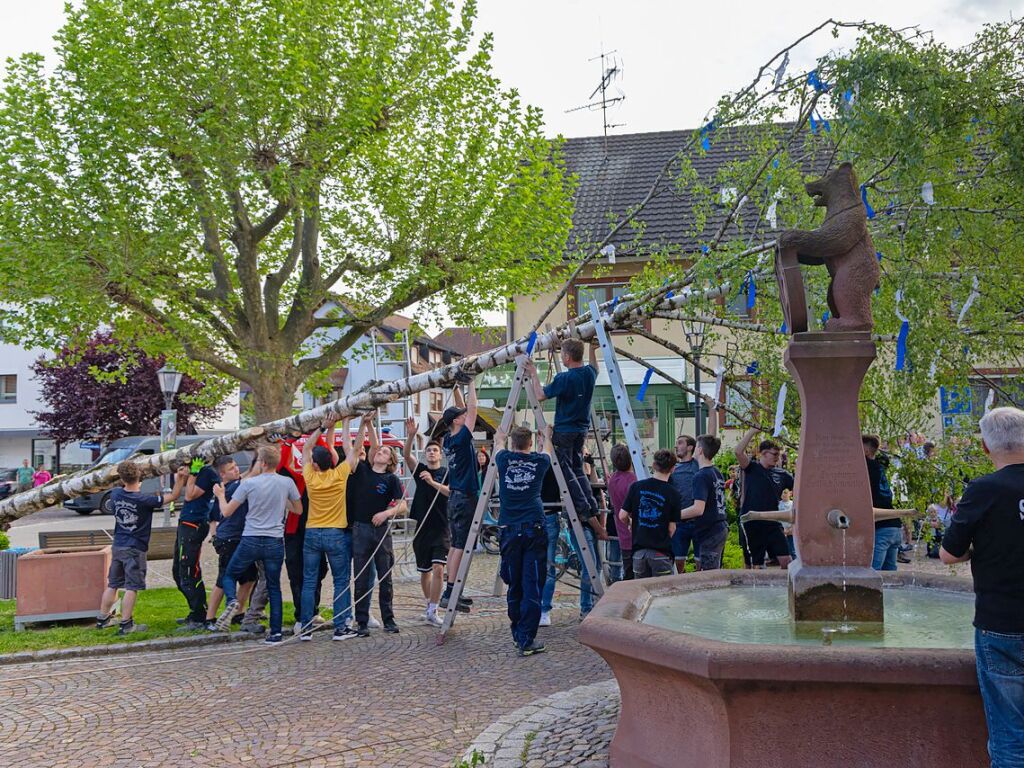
[683,318,708,435]
[156,364,183,527]
[156,364,183,411]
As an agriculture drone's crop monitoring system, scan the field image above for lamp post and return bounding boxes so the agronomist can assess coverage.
[683,319,708,436]
[156,364,183,526]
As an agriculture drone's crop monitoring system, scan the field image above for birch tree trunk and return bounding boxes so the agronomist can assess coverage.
[0,278,737,526]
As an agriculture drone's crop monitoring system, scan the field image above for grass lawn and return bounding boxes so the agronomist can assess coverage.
[0,588,294,654]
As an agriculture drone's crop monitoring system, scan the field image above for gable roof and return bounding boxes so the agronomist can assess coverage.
[433,327,506,357]
[561,124,827,257]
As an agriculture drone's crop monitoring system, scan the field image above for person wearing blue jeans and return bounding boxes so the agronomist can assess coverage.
[940,407,1024,767]
[494,425,552,657]
[213,445,302,643]
[540,510,561,624]
[568,521,600,617]
[298,420,361,640]
[865,435,901,571]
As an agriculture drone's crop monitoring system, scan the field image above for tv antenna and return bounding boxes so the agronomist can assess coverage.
[566,46,625,152]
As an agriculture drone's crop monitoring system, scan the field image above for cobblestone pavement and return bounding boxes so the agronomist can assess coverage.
[464,680,618,768]
[0,549,610,768]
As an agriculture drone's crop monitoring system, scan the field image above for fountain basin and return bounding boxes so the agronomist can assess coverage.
[579,570,987,768]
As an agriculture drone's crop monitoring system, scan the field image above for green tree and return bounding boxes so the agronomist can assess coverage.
[601,19,1024,444]
[0,0,573,421]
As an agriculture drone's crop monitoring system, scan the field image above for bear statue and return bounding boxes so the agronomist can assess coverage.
[777,162,880,332]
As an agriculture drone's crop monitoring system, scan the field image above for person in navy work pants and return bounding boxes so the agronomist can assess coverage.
[494,424,553,657]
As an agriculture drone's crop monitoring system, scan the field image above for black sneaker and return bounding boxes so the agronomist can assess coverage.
[333,626,358,641]
[263,633,284,645]
[231,614,244,626]
[239,622,266,635]
[440,595,471,613]
[355,623,370,637]
[204,620,218,632]
[518,641,546,657]
[95,612,116,630]
[176,619,206,632]
[299,626,314,642]
[118,621,148,636]
[458,596,473,606]
[383,619,400,634]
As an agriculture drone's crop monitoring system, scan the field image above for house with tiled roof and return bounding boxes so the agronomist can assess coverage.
[493,124,827,453]
[432,327,506,358]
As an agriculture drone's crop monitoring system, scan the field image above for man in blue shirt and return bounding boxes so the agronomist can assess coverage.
[441,376,479,613]
[174,459,220,630]
[671,395,719,572]
[679,433,728,570]
[495,424,553,656]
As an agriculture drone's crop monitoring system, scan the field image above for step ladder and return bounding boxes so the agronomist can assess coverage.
[588,300,650,482]
[437,352,604,643]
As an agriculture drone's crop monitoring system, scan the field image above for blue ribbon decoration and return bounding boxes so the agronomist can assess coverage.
[860,185,876,219]
[637,368,654,402]
[701,244,710,254]
[876,251,883,262]
[779,320,787,333]
[610,295,620,311]
[807,70,829,92]
[745,272,756,309]
[821,310,830,327]
[699,120,716,151]
[526,331,537,355]
[746,361,760,375]
[895,320,910,371]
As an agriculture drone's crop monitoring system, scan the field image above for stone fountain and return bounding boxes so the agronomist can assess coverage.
[579,163,987,767]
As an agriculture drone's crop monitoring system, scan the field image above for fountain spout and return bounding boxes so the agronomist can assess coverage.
[826,509,850,530]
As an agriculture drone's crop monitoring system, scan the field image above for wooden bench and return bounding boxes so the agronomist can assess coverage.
[38,527,178,560]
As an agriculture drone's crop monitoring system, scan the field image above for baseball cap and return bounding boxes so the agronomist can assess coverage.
[442,406,467,426]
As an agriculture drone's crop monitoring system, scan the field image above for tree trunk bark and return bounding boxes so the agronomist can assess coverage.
[250,375,296,424]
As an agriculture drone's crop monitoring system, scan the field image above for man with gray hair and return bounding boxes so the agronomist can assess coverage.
[941,407,1024,767]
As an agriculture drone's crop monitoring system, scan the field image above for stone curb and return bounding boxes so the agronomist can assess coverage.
[463,678,618,768]
[0,628,260,666]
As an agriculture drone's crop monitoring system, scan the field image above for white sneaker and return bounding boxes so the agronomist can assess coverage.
[539,612,551,627]
[293,621,302,636]
[425,613,444,628]
[420,612,433,625]
[367,614,382,629]
[311,614,327,627]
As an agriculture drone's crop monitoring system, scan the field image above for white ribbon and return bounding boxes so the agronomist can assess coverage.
[712,362,726,410]
[773,383,787,437]
[600,244,616,264]
[957,276,980,326]
[984,388,996,415]
[774,51,790,88]
[766,200,778,229]
[921,181,935,206]
[895,289,909,323]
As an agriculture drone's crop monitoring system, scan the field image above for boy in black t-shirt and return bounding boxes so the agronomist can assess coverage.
[349,416,408,637]
[940,407,1024,766]
[680,434,728,570]
[735,429,794,568]
[494,425,552,656]
[97,462,189,635]
[619,450,681,578]
[404,418,451,628]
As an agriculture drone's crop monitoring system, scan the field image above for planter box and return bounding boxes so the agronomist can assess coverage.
[14,545,111,630]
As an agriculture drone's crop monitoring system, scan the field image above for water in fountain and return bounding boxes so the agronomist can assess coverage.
[643,585,973,649]
[738,518,758,587]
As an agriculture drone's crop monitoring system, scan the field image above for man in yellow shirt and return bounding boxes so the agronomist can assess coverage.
[298,415,367,641]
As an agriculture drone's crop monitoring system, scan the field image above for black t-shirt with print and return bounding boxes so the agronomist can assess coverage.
[621,477,682,557]
[346,461,404,525]
[941,464,1024,633]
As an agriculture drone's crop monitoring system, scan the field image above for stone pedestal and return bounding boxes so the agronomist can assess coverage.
[785,332,882,622]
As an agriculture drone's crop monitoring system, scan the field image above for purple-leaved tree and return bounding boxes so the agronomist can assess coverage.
[31,333,223,445]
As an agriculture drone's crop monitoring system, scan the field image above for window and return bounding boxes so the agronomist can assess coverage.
[968,376,1024,416]
[573,282,628,316]
[0,375,15,403]
[430,391,445,413]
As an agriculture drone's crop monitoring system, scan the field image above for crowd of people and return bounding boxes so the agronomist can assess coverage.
[90,342,1023,763]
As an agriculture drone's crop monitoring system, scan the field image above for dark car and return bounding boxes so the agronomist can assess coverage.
[63,435,253,515]
[0,468,18,500]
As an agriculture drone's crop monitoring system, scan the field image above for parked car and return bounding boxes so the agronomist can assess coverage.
[0,468,18,500]
[63,435,253,516]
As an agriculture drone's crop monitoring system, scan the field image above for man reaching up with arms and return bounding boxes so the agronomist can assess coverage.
[441,376,479,613]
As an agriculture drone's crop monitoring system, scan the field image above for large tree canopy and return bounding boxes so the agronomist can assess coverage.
[0,0,574,421]
[31,332,223,445]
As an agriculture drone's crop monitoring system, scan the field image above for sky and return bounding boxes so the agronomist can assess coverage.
[1,0,1021,333]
